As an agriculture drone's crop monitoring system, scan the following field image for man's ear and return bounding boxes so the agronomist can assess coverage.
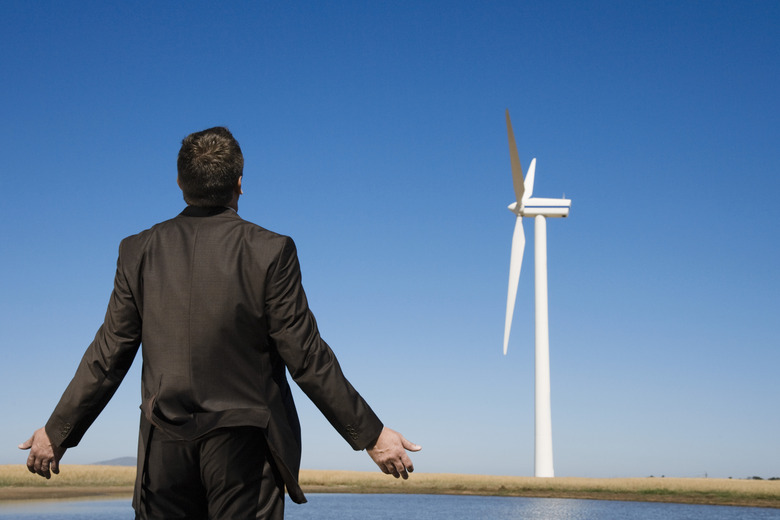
[177,176,182,190]
[236,176,243,195]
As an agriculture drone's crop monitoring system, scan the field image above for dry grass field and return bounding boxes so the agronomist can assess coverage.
[300,470,780,508]
[0,465,135,501]
[1,466,778,508]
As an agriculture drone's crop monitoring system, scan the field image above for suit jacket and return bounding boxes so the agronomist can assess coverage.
[45,205,383,504]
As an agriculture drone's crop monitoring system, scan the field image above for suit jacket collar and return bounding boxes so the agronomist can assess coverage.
[179,205,238,218]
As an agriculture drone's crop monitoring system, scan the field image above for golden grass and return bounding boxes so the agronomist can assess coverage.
[0,465,135,502]
[299,470,780,507]
[1,466,778,508]
[0,465,135,488]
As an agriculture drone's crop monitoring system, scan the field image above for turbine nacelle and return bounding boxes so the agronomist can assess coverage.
[508,198,571,218]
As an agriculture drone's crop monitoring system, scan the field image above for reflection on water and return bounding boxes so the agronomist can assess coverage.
[0,494,777,519]
[0,498,131,519]
[287,494,779,520]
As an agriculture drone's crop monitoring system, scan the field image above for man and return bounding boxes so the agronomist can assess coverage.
[20,127,420,519]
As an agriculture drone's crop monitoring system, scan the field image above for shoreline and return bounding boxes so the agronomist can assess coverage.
[1,467,778,509]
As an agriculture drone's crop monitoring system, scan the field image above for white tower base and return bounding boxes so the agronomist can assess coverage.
[534,215,554,477]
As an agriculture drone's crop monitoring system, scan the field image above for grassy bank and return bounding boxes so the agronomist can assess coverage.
[1,466,778,508]
[300,470,780,508]
[0,465,135,501]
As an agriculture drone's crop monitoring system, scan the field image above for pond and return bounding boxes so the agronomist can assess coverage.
[0,494,777,519]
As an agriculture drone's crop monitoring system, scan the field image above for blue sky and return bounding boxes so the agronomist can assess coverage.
[1,1,778,479]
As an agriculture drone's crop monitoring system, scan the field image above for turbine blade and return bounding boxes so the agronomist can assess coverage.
[505,110,524,204]
[503,215,525,355]
[524,158,536,201]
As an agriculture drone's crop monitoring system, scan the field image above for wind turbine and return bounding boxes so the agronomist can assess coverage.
[503,109,571,478]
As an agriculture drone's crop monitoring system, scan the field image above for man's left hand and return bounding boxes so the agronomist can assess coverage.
[366,427,421,480]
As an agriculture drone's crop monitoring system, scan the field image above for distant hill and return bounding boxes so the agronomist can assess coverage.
[91,456,136,466]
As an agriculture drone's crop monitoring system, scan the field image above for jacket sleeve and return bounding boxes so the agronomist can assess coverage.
[45,240,142,448]
[265,237,383,450]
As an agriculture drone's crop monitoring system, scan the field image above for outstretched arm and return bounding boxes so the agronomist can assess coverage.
[366,427,421,480]
[19,240,141,479]
[18,427,67,479]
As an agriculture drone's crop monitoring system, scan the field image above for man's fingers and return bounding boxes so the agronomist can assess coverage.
[32,457,51,479]
[18,437,33,450]
[401,454,414,474]
[26,451,37,473]
[389,462,412,480]
[367,427,420,479]
[379,459,398,478]
[397,436,418,475]
[401,436,422,452]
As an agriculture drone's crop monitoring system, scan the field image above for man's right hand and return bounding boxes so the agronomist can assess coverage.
[18,427,66,479]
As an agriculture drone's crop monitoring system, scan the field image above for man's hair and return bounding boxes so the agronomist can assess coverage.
[177,127,244,207]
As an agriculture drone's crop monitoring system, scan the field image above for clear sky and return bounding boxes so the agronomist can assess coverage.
[1,1,778,479]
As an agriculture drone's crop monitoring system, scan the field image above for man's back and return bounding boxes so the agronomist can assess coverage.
[126,205,290,424]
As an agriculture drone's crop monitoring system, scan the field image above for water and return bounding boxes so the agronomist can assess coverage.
[0,494,777,519]
[0,499,129,519]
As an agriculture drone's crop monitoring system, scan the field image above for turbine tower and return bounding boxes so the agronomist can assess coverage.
[502,109,571,478]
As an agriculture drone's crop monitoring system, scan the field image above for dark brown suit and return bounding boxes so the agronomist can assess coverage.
[45,205,383,511]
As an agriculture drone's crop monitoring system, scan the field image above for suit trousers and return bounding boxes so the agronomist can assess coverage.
[135,426,285,520]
